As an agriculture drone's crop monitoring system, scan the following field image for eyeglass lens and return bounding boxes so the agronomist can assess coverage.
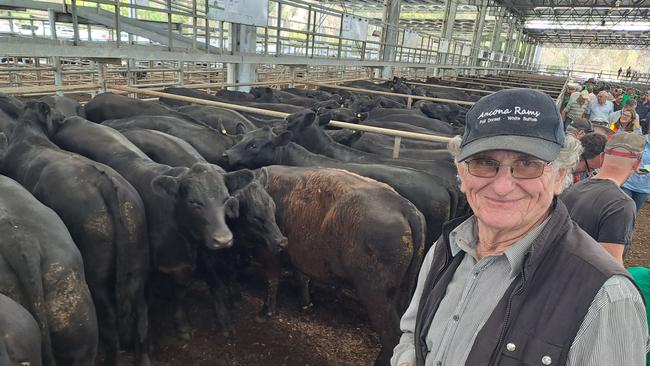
[466,158,546,179]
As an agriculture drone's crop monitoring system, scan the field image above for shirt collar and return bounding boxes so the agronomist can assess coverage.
[448,214,553,278]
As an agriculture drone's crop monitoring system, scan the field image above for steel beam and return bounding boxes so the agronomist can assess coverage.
[439,0,458,66]
[470,0,487,67]
[380,0,402,79]
[227,24,258,92]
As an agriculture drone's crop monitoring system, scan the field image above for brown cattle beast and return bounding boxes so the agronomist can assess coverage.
[260,166,425,366]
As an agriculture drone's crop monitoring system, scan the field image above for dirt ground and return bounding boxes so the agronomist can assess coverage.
[626,203,650,268]
[116,205,650,366]
[132,269,380,366]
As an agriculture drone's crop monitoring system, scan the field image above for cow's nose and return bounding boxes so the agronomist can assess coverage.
[210,232,234,250]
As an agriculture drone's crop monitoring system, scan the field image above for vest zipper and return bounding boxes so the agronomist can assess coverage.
[489,256,529,365]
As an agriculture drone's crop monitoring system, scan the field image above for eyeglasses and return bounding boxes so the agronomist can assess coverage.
[464,158,550,179]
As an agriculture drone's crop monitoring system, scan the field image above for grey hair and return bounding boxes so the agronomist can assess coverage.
[447,134,583,171]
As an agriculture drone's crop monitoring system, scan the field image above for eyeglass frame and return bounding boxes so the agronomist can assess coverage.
[463,157,552,179]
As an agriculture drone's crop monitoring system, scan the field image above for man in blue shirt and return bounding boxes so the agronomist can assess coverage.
[587,90,615,124]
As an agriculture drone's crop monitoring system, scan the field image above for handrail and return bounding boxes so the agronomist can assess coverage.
[107,84,452,160]
[392,80,493,94]
[302,81,476,106]
[444,77,560,94]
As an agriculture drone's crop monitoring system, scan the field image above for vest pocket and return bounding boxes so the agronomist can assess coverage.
[499,330,563,366]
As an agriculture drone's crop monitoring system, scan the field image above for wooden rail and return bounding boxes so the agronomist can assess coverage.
[393,80,493,94]
[302,81,476,107]
[450,77,560,94]
[107,84,453,158]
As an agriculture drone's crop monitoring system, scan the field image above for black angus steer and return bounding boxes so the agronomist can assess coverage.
[256,165,425,366]
[116,127,289,321]
[0,293,42,366]
[175,105,257,134]
[101,115,236,168]
[290,112,451,161]
[0,173,98,366]
[39,95,86,118]
[49,116,253,339]
[283,110,455,182]
[1,102,150,366]
[223,126,459,248]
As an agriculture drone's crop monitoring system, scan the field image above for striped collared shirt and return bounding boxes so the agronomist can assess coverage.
[391,215,649,366]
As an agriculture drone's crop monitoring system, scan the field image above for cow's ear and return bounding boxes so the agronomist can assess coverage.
[0,132,7,155]
[255,167,268,186]
[224,169,254,192]
[152,175,179,197]
[235,122,246,135]
[190,162,209,174]
[224,196,239,219]
[38,101,50,116]
[273,131,292,146]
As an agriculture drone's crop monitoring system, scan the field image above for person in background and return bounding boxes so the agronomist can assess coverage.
[611,108,642,135]
[618,67,623,79]
[587,90,614,123]
[621,133,650,212]
[614,93,624,111]
[637,90,650,134]
[560,132,645,266]
[627,66,633,78]
[610,100,640,128]
[562,90,590,128]
[566,116,593,139]
[591,120,615,138]
[623,87,634,106]
[561,83,578,111]
[628,266,650,366]
[392,89,648,366]
[572,132,607,183]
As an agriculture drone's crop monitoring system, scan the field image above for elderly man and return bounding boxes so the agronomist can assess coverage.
[561,83,579,110]
[391,89,648,366]
[561,90,590,127]
[587,90,615,124]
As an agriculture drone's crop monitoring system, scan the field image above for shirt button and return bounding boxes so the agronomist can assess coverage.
[452,314,460,321]
[506,342,516,352]
[542,355,552,365]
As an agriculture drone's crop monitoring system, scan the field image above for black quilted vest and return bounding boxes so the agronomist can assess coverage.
[414,200,635,366]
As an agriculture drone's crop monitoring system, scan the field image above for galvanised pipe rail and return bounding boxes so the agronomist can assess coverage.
[107,84,452,160]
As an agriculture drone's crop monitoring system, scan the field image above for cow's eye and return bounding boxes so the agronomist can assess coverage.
[189,200,202,207]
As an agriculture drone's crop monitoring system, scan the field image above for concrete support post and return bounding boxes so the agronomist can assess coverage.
[53,56,63,96]
[513,26,524,63]
[228,23,257,91]
[532,44,542,69]
[48,8,57,40]
[489,7,503,67]
[503,19,515,61]
[439,0,458,65]
[381,0,402,79]
[470,0,487,66]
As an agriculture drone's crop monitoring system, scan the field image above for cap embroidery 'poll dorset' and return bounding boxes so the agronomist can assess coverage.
[458,88,565,162]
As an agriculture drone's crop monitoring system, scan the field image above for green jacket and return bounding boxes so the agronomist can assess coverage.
[629,266,650,366]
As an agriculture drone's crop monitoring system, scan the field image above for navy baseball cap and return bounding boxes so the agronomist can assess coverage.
[457,88,565,162]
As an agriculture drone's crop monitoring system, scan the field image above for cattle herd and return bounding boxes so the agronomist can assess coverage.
[0,76,512,366]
